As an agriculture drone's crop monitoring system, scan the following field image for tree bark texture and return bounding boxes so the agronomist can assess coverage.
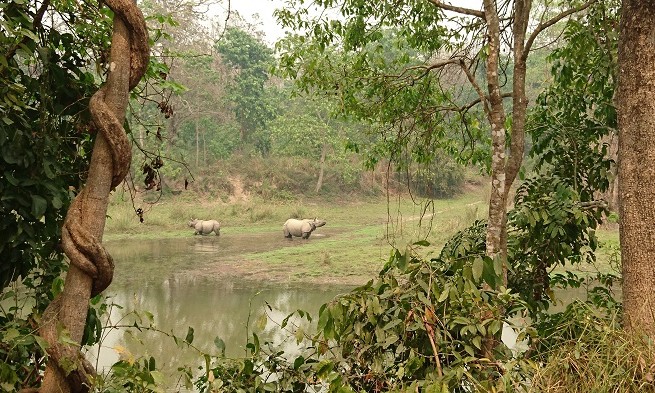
[38,1,148,392]
[604,132,619,211]
[617,0,655,336]
[315,142,328,193]
[482,0,508,264]
[195,119,200,167]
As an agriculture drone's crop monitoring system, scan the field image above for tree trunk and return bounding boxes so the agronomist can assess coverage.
[605,132,619,211]
[482,0,508,264]
[617,0,655,336]
[39,2,148,392]
[195,118,199,167]
[167,112,177,150]
[202,127,207,163]
[315,142,328,193]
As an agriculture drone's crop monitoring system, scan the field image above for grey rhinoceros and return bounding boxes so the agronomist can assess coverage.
[188,219,221,236]
[283,218,326,239]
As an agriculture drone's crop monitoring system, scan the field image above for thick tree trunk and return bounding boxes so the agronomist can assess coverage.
[39,2,148,391]
[41,19,131,393]
[315,142,327,193]
[617,0,655,335]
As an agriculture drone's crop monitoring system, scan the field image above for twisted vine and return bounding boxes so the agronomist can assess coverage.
[35,1,149,392]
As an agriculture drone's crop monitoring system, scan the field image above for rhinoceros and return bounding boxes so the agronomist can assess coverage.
[283,218,326,239]
[188,219,221,236]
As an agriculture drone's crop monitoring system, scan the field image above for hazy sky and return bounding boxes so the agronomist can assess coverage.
[230,0,288,44]
[228,1,485,45]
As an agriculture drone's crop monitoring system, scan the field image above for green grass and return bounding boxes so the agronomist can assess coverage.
[592,226,621,274]
[105,188,488,240]
[104,187,620,284]
[104,188,491,282]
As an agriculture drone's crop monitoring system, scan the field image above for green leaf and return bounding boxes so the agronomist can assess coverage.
[396,250,408,271]
[384,334,399,348]
[31,195,47,218]
[150,370,165,386]
[256,313,267,331]
[493,255,503,277]
[437,286,449,303]
[472,335,482,350]
[184,326,194,344]
[472,257,483,283]
[251,332,260,354]
[243,359,254,374]
[316,360,334,378]
[482,257,498,288]
[3,328,20,342]
[295,326,305,343]
[51,195,63,209]
[293,355,305,370]
[317,307,331,332]
[214,336,226,355]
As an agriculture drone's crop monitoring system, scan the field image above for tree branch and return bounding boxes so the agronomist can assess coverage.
[396,57,461,82]
[458,59,492,119]
[426,0,485,19]
[578,200,608,210]
[522,0,597,61]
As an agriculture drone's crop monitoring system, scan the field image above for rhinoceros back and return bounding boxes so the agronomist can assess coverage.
[283,218,325,239]
[190,219,220,235]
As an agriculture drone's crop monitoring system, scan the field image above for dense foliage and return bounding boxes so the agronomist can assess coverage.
[191,2,629,392]
[0,0,104,293]
[1,0,639,391]
[0,1,111,387]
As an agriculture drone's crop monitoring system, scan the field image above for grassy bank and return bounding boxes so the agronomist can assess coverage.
[104,187,620,284]
[105,187,488,243]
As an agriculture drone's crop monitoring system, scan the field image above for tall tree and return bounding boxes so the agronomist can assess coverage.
[174,51,235,167]
[38,1,149,391]
[216,27,275,151]
[617,0,655,336]
[276,0,596,281]
[268,93,346,188]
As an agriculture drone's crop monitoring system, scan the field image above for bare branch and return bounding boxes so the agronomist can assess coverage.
[578,200,608,210]
[458,59,492,119]
[426,0,485,19]
[396,58,461,81]
[522,0,597,61]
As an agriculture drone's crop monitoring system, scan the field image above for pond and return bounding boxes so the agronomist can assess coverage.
[87,234,616,388]
[88,236,352,383]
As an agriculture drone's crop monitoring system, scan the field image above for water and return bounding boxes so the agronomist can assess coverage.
[88,235,615,387]
[89,236,351,384]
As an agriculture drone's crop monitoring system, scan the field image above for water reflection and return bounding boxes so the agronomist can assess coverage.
[90,237,613,388]
[106,233,334,285]
[90,238,350,386]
